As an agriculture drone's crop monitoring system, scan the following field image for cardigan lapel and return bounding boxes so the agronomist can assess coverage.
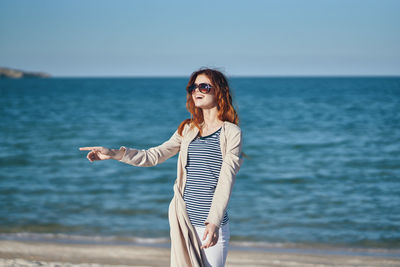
[182,125,199,168]
[219,122,227,158]
[180,125,199,194]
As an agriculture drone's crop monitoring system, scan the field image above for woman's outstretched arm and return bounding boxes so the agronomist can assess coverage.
[117,128,183,167]
[80,128,183,167]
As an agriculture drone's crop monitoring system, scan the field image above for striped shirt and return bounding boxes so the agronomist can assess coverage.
[183,127,229,227]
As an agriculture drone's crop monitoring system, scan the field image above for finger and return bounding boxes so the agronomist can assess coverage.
[201,241,210,249]
[80,147,95,151]
[203,235,213,249]
[88,151,100,162]
[203,239,212,249]
[202,229,208,241]
[208,238,217,248]
[206,234,218,248]
[88,151,95,162]
[91,151,101,161]
[79,147,102,151]
[87,152,93,162]
[208,240,216,248]
[213,233,219,241]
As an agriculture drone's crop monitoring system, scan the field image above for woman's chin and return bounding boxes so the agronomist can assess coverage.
[195,103,207,108]
[194,100,216,109]
[194,103,204,108]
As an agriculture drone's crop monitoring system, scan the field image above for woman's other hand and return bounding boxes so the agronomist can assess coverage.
[79,146,123,162]
[201,223,219,249]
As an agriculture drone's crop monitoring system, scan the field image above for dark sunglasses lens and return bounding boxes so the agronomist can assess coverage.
[188,84,196,92]
[199,83,211,93]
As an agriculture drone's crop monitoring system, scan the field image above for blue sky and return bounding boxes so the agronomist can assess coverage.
[0,0,399,77]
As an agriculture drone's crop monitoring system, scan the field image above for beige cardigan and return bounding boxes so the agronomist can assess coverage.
[118,121,244,267]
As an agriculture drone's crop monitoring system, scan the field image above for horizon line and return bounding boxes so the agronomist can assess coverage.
[49,74,400,78]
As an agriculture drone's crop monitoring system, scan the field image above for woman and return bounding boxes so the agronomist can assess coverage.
[80,67,244,267]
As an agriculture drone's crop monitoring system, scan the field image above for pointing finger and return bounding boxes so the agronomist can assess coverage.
[79,147,102,151]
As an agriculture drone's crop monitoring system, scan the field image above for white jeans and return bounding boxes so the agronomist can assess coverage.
[194,221,230,267]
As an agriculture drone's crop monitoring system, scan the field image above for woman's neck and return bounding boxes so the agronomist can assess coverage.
[201,107,223,129]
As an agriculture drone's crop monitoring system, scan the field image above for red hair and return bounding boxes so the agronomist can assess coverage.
[177,67,239,136]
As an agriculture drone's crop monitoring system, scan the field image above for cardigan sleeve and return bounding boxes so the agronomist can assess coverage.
[118,127,183,167]
[205,126,243,228]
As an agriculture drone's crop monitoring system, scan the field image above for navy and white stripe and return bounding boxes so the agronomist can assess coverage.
[183,127,229,227]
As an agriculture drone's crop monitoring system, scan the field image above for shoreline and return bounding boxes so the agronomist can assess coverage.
[1,240,400,267]
[1,234,399,259]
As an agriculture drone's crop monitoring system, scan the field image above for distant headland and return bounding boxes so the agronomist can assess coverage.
[0,67,51,78]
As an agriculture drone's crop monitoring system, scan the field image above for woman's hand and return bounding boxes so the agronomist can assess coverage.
[79,146,123,162]
[201,223,219,249]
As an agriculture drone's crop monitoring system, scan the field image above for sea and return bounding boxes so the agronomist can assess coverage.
[1,76,399,257]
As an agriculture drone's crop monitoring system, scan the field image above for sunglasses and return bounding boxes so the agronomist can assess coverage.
[187,83,213,94]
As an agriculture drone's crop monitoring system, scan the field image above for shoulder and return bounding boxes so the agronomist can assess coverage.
[185,121,195,130]
[223,121,242,144]
[224,121,242,135]
[176,119,192,137]
[182,121,193,135]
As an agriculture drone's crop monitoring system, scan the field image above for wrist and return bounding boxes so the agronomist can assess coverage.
[112,147,126,161]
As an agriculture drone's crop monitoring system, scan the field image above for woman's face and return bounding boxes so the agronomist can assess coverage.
[191,74,218,109]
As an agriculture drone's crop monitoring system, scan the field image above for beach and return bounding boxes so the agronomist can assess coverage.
[1,240,399,267]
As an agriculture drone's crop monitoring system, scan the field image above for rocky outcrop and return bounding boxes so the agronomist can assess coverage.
[0,67,51,78]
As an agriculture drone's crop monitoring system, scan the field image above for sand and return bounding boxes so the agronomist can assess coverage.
[0,240,399,267]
